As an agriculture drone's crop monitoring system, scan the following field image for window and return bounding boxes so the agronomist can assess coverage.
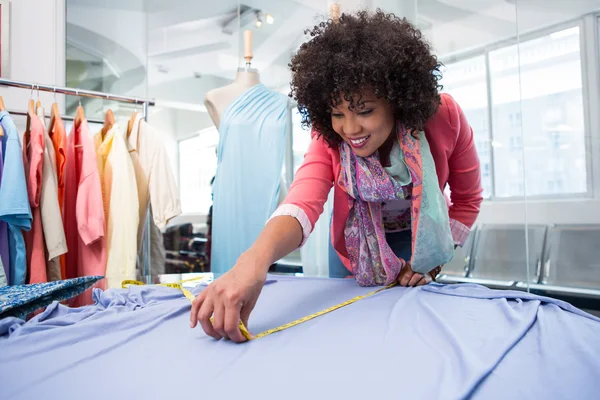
[178,128,219,214]
[489,26,586,197]
[439,55,492,198]
[292,108,312,175]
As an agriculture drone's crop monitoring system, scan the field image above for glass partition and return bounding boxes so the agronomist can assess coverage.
[516,0,600,315]
[64,0,600,315]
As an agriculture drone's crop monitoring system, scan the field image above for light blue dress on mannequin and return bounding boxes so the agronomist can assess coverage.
[211,84,289,276]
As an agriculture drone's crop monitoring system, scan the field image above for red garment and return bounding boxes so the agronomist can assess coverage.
[279,93,483,270]
[22,115,47,284]
[63,119,107,305]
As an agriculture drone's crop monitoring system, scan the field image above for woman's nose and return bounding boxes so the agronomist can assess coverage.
[343,118,362,136]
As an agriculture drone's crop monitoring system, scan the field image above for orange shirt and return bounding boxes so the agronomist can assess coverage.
[22,115,47,284]
[49,114,67,210]
[48,114,68,279]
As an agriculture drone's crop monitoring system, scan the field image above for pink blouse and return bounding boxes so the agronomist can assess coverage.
[272,93,483,271]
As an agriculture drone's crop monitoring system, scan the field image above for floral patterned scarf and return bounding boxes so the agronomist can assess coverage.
[337,124,455,286]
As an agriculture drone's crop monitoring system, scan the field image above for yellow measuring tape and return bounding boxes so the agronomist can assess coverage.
[122,277,397,341]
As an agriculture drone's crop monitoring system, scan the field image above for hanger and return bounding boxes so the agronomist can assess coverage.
[49,86,59,135]
[35,84,42,111]
[127,99,139,137]
[74,90,85,128]
[25,85,36,135]
[102,107,115,139]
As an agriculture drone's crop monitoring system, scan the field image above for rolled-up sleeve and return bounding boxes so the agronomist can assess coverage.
[445,97,484,246]
[270,130,334,247]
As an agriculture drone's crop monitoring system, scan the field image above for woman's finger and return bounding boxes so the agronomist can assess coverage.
[224,305,247,343]
[212,303,227,339]
[408,273,423,287]
[399,266,413,286]
[198,299,221,340]
[415,275,429,286]
[190,290,206,328]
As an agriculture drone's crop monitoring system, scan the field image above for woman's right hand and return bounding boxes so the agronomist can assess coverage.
[190,250,268,343]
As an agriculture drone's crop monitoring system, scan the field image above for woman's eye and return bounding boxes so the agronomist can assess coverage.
[331,113,343,118]
[358,109,373,116]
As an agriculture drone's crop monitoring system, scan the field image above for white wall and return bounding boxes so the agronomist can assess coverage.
[1,0,66,111]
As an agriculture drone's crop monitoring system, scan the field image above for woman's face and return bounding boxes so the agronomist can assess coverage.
[331,91,395,157]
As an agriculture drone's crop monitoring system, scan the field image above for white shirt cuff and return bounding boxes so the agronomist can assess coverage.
[269,204,312,248]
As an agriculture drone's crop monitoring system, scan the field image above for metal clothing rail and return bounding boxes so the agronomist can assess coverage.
[7,109,104,125]
[0,77,156,282]
[0,78,155,106]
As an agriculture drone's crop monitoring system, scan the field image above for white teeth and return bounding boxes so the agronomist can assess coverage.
[350,136,368,145]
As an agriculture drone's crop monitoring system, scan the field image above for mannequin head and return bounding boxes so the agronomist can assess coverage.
[289,9,442,149]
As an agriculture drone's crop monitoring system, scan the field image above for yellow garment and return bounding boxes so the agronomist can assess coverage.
[94,125,139,288]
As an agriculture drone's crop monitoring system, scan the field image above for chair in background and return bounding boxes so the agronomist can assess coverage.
[519,224,600,298]
[467,224,547,288]
[436,226,477,284]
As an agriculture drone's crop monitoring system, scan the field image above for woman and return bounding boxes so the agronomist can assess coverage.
[190,10,483,342]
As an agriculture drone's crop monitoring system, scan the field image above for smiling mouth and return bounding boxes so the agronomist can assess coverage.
[348,135,371,148]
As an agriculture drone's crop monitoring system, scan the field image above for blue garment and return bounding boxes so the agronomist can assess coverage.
[328,226,412,278]
[0,112,32,285]
[211,84,288,276]
[0,131,8,281]
[1,276,598,400]
[0,276,103,319]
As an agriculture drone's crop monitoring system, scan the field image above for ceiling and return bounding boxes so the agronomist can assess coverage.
[66,0,600,119]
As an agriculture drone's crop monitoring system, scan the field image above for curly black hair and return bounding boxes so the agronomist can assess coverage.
[289,9,442,146]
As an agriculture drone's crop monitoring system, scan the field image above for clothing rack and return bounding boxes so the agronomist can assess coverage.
[7,109,104,125]
[0,77,156,283]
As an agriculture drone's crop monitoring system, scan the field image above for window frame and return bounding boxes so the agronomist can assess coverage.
[439,15,597,202]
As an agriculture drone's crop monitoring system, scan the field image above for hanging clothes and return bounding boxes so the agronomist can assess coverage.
[63,119,106,305]
[22,113,47,284]
[211,84,289,275]
[94,125,138,288]
[127,114,181,276]
[48,112,68,280]
[0,112,31,286]
[37,107,67,282]
[0,120,9,280]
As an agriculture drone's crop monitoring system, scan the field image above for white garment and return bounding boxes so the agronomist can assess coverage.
[37,109,67,281]
[94,125,139,288]
[127,114,181,276]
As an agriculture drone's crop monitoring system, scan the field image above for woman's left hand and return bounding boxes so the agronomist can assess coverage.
[397,263,442,287]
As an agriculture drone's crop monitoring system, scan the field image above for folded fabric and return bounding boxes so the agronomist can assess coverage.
[0,276,599,400]
[0,276,103,319]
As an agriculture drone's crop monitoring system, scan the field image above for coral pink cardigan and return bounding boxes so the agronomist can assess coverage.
[273,93,483,270]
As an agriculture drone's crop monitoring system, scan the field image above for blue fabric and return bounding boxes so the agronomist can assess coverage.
[0,276,103,319]
[0,112,32,285]
[0,276,598,400]
[211,84,288,276]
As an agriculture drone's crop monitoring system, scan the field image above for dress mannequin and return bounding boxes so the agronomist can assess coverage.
[204,30,260,128]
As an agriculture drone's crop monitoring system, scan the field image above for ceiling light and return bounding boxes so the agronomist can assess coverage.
[265,13,274,24]
[255,19,262,28]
